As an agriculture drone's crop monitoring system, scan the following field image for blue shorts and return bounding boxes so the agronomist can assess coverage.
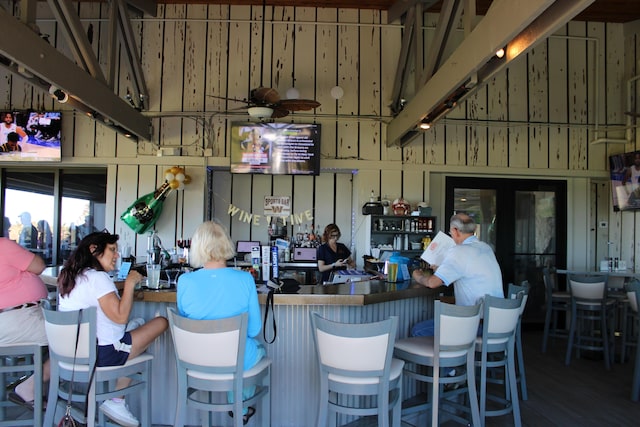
[97,332,132,367]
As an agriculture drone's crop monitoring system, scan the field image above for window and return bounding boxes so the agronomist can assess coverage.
[1,168,107,265]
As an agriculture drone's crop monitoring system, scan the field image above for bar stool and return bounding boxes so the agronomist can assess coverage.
[475,294,524,427]
[476,294,524,427]
[394,301,482,427]
[507,281,529,400]
[310,312,403,427]
[43,307,153,427]
[626,280,640,401]
[565,274,616,370]
[542,267,570,353]
[166,308,271,427]
[0,343,43,427]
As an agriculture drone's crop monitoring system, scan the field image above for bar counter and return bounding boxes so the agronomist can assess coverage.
[43,268,437,426]
[136,279,432,305]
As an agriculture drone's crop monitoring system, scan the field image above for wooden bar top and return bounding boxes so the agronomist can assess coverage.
[135,279,437,306]
[42,266,438,306]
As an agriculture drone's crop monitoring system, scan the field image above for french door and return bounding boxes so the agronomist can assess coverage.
[445,177,567,323]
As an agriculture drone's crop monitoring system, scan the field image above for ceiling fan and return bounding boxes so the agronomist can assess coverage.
[211,87,321,120]
[210,0,320,120]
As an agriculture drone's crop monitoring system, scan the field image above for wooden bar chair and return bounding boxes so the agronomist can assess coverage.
[565,274,616,370]
[309,312,403,427]
[394,301,482,427]
[542,267,570,353]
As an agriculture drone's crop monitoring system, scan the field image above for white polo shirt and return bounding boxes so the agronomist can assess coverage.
[434,235,504,306]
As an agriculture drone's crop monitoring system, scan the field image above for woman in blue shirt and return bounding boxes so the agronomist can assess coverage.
[177,220,263,424]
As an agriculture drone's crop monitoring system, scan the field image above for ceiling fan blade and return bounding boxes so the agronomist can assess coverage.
[207,94,250,105]
[271,106,290,118]
[279,99,321,111]
[251,87,281,105]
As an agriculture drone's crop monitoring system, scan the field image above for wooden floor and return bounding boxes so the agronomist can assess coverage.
[353,328,638,427]
[5,329,638,426]
[420,328,638,427]
[489,328,638,427]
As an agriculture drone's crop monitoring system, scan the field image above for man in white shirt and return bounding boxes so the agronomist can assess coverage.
[0,112,27,144]
[411,213,504,336]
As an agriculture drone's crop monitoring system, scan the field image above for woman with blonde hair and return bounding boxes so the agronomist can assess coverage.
[177,220,263,424]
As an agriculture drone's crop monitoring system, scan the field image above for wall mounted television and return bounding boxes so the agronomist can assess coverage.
[609,150,640,211]
[0,110,61,162]
[230,122,321,175]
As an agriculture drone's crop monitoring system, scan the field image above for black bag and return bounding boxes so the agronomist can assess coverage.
[267,278,300,294]
[58,413,82,427]
[263,278,301,343]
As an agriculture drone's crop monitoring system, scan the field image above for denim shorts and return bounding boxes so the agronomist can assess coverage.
[97,332,132,367]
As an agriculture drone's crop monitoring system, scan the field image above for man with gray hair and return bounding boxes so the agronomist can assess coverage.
[411,212,504,336]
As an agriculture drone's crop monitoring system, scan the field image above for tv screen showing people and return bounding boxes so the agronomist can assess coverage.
[230,122,321,175]
[0,111,61,162]
[609,150,640,211]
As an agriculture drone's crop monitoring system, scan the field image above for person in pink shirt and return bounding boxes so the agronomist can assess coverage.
[0,237,51,409]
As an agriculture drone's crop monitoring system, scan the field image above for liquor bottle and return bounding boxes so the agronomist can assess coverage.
[121,182,173,234]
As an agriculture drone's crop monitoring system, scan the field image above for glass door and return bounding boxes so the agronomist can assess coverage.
[446,177,567,324]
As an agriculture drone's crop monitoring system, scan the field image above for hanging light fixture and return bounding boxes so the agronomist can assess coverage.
[248,106,274,120]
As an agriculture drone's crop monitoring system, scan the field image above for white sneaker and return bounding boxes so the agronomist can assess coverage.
[99,399,139,427]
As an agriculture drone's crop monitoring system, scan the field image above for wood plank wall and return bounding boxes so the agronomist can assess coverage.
[1,2,639,273]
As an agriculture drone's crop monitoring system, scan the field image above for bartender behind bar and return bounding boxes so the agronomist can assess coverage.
[316,224,355,283]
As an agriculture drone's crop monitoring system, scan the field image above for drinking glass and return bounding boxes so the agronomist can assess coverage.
[165,269,181,288]
[146,264,161,289]
[386,262,398,283]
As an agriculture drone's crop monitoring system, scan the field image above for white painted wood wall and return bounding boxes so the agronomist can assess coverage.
[1,2,640,273]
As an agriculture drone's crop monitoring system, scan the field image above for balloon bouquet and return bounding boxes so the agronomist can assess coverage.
[121,166,192,234]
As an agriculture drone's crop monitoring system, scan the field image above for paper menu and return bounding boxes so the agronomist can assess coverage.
[420,231,455,266]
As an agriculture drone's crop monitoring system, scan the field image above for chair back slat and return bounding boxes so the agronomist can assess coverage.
[316,330,390,372]
[481,295,524,345]
[568,275,607,300]
[507,282,530,316]
[167,307,247,374]
[437,302,482,350]
[310,312,397,379]
[172,327,240,367]
[43,307,97,366]
[626,280,640,313]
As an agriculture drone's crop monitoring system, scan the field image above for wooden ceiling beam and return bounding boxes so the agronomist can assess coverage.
[386,0,596,147]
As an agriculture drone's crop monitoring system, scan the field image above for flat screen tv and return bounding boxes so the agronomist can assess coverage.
[608,150,640,211]
[0,110,61,162]
[230,122,321,175]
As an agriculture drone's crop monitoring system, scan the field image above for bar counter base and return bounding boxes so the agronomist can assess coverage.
[130,283,436,426]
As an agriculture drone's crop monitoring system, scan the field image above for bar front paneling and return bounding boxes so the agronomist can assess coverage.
[128,282,435,426]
